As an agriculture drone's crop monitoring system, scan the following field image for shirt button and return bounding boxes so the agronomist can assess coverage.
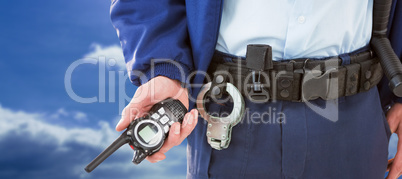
[298,16,306,24]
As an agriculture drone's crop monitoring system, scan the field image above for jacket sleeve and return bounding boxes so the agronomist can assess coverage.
[110,0,193,86]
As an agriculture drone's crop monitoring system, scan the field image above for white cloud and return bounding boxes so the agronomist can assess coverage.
[50,108,88,121]
[0,105,187,178]
[82,43,126,70]
[0,105,117,148]
[74,111,88,121]
[50,108,69,119]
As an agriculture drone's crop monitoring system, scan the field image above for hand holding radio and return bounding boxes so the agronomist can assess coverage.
[84,76,198,173]
[117,76,198,163]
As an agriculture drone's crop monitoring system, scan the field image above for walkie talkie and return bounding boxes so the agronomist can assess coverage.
[85,98,187,173]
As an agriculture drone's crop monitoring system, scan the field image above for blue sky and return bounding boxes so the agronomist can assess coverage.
[0,1,187,178]
[0,0,398,179]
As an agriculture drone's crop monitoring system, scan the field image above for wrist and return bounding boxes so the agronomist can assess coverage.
[129,61,191,87]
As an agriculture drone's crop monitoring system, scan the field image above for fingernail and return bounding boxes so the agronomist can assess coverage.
[182,114,189,128]
[174,124,180,134]
[188,113,193,125]
[190,110,197,124]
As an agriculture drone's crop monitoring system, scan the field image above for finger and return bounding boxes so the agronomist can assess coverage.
[116,105,139,131]
[387,127,402,179]
[388,114,399,134]
[145,109,197,163]
[147,113,193,163]
[146,152,166,163]
[388,157,401,179]
[158,122,182,154]
[178,109,198,142]
[387,103,402,133]
[388,158,395,172]
[116,85,155,131]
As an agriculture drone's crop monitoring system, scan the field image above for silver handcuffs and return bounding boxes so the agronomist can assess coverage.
[196,82,245,150]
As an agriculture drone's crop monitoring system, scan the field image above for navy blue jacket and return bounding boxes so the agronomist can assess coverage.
[110,0,402,108]
[110,0,222,103]
[110,0,401,177]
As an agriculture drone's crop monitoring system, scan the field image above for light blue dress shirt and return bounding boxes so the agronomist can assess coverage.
[216,0,373,61]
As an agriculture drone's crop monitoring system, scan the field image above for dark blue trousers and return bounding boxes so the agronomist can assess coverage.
[187,52,391,179]
[188,87,391,179]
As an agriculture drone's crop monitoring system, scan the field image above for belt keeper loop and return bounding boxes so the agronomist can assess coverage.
[245,44,273,102]
[291,60,304,102]
[286,60,294,72]
[276,61,296,101]
[339,53,351,65]
[210,65,229,99]
[358,60,374,92]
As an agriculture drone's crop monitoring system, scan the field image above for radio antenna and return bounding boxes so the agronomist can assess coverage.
[85,132,130,173]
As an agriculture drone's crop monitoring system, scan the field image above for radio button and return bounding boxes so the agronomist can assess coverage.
[163,125,169,133]
[160,115,169,125]
[158,107,165,115]
[151,113,160,120]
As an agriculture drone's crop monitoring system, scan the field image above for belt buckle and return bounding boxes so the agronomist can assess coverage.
[301,60,339,101]
[197,82,245,150]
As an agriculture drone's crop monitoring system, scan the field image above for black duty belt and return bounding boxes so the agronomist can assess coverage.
[207,45,383,102]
